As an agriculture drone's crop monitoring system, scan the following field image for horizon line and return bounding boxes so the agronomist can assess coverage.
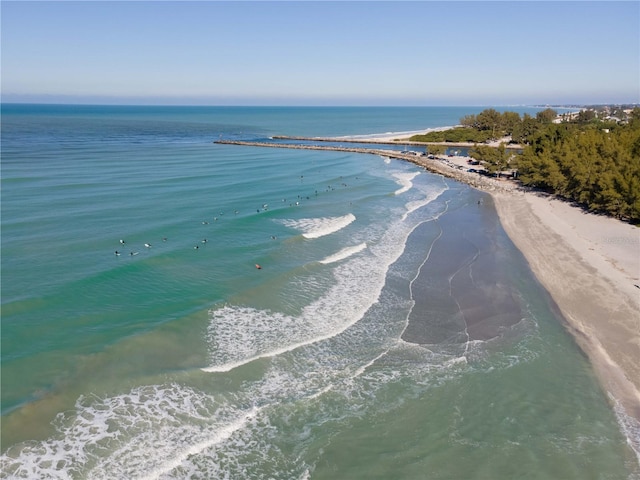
[3,101,637,108]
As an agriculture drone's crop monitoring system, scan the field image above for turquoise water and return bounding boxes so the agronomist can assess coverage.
[1,105,637,478]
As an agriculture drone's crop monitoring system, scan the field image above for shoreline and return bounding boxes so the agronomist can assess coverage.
[217,136,640,456]
[272,133,524,149]
[491,190,640,457]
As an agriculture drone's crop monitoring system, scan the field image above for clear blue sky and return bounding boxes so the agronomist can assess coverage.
[2,1,638,106]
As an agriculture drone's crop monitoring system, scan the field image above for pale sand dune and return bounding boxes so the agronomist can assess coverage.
[492,191,640,428]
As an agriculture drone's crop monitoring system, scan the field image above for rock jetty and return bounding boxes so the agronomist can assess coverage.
[214,140,520,193]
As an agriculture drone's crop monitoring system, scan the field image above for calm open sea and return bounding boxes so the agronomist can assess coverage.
[1,105,638,479]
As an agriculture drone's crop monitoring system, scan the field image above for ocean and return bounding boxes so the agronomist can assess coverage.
[1,104,638,479]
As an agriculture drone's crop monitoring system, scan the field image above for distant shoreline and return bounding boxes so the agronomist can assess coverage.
[271,134,524,149]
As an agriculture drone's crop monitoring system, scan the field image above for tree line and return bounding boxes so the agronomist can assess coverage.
[410,107,564,144]
[409,107,640,222]
[516,111,640,222]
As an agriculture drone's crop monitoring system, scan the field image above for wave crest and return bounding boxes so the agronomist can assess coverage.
[279,214,355,239]
[319,243,367,265]
[394,172,420,195]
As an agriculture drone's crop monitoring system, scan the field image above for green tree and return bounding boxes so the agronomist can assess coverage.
[517,148,566,192]
[536,108,558,124]
[477,108,503,139]
[501,111,521,136]
[460,114,478,128]
[427,144,446,156]
[576,109,596,124]
[515,118,640,221]
[511,114,541,144]
[470,143,513,175]
[433,107,640,221]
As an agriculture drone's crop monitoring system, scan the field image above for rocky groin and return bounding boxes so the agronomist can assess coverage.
[214,140,520,193]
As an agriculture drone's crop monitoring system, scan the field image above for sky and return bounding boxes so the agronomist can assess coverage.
[1,1,638,106]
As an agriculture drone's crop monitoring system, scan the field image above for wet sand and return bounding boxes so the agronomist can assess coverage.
[402,189,524,348]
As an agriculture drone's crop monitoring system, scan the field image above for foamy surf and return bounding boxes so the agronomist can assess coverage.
[0,383,248,480]
[394,171,420,195]
[279,214,355,239]
[202,316,363,374]
[137,406,263,480]
[202,256,384,374]
[319,242,367,264]
[202,180,450,374]
[402,180,448,221]
[204,198,429,374]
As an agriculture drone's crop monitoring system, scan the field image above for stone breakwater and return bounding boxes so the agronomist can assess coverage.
[272,135,523,149]
[214,140,520,193]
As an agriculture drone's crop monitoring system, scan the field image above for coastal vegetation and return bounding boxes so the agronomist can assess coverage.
[408,108,560,144]
[408,126,493,143]
[410,107,640,223]
[516,112,640,222]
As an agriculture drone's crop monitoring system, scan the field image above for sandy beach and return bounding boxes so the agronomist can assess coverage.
[492,191,640,443]
[345,128,522,149]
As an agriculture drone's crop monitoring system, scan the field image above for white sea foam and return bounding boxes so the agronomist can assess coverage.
[0,384,251,480]
[402,176,448,221]
[403,200,426,220]
[319,242,367,265]
[279,213,355,239]
[393,171,420,196]
[204,256,388,373]
[137,406,262,480]
[202,262,383,373]
[204,182,449,375]
[612,396,640,465]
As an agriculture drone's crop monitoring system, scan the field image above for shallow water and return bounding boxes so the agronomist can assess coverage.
[1,105,637,478]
